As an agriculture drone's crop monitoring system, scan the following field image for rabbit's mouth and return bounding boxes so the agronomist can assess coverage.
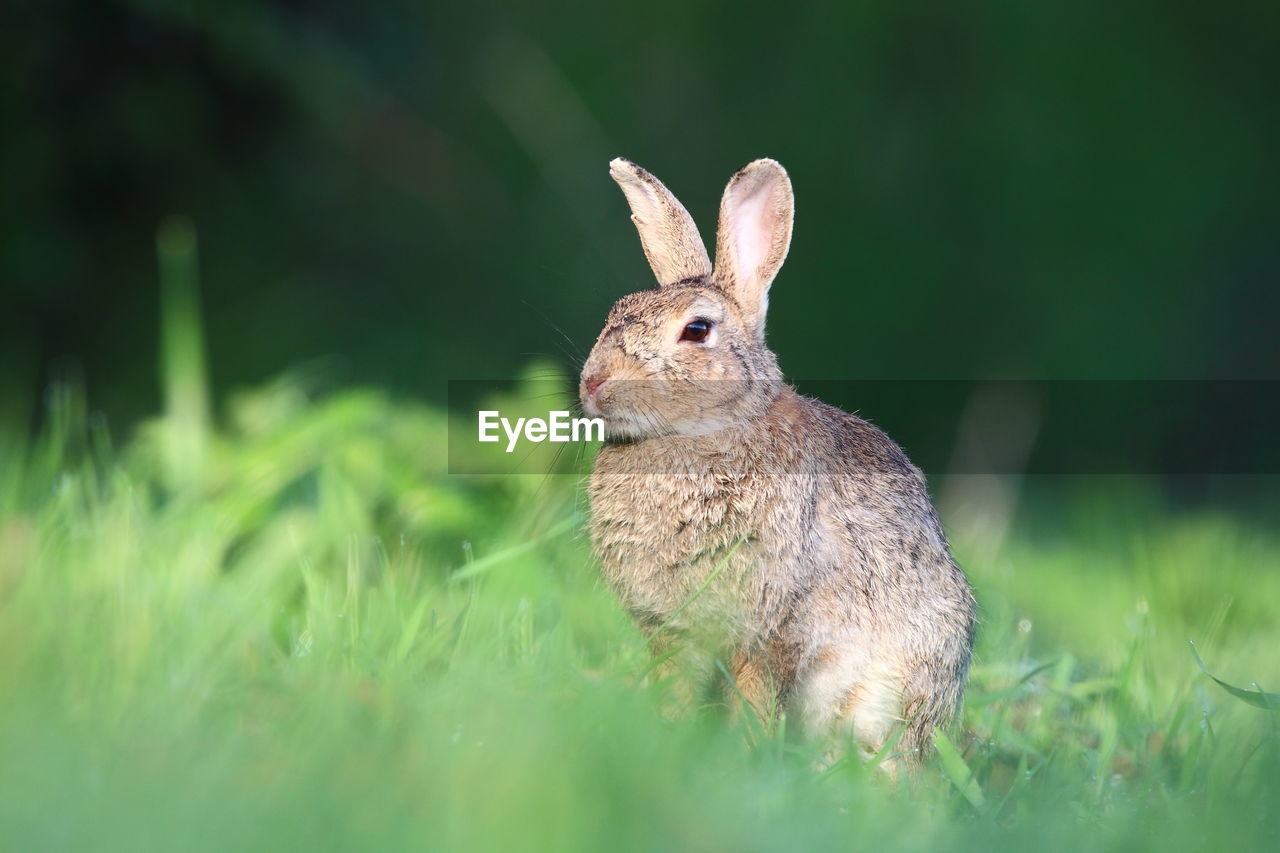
[596,409,675,441]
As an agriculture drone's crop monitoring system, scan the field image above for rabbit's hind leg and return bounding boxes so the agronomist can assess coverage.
[797,646,907,767]
[642,630,717,719]
[725,649,790,730]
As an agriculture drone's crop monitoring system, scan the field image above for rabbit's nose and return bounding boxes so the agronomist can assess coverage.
[584,374,609,397]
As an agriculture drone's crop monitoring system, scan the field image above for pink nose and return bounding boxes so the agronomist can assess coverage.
[584,374,608,397]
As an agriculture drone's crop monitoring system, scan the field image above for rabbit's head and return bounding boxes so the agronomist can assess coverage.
[581,159,794,440]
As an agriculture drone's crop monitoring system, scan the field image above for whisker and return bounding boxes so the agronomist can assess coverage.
[518,391,576,403]
[521,298,588,363]
[531,439,571,501]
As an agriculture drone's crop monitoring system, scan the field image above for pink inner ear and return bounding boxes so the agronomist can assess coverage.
[731,187,774,284]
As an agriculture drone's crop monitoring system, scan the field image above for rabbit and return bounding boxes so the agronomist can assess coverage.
[579,157,976,763]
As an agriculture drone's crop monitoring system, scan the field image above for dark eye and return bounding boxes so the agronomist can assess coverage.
[680,319,712,343]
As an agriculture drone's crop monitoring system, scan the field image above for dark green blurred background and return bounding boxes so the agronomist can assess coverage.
[3,1,1277,431]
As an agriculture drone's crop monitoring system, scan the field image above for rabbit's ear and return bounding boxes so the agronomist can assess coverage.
[610,158,712,286]
[713,159,793,336]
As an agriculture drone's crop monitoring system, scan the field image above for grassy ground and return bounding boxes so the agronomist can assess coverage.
[0,367,1277,852]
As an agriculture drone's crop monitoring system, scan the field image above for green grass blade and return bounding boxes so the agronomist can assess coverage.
[1189,640,1280,711]
[934,728,987,812]
[447,514,578,582]
[156,216,210,490]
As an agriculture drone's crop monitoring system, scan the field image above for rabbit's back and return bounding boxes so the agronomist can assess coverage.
[790,396,976,752]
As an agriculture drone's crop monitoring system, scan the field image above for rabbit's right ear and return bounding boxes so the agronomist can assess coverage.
[713,159,793,338]
[609,158,712,286]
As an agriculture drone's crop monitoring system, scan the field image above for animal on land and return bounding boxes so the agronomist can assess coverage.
[580,157,976,763]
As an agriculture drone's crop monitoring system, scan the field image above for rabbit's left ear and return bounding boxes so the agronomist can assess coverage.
[713,159,793,337]
[610,158,712,287]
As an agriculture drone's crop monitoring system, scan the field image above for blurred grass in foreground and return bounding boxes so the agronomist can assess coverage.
[1,377,1278,851]
[0,232,1277,851]
[3,377,1278,852]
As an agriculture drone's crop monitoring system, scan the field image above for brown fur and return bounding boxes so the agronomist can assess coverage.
[582,158,976,763]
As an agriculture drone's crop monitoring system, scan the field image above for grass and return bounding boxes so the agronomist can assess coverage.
[0,238,1277,851]
[2,380,1278,851]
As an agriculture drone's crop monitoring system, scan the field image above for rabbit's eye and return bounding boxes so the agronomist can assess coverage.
[680,320,711,343]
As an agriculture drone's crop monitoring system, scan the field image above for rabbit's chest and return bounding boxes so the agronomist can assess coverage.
[588,454,773,625]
